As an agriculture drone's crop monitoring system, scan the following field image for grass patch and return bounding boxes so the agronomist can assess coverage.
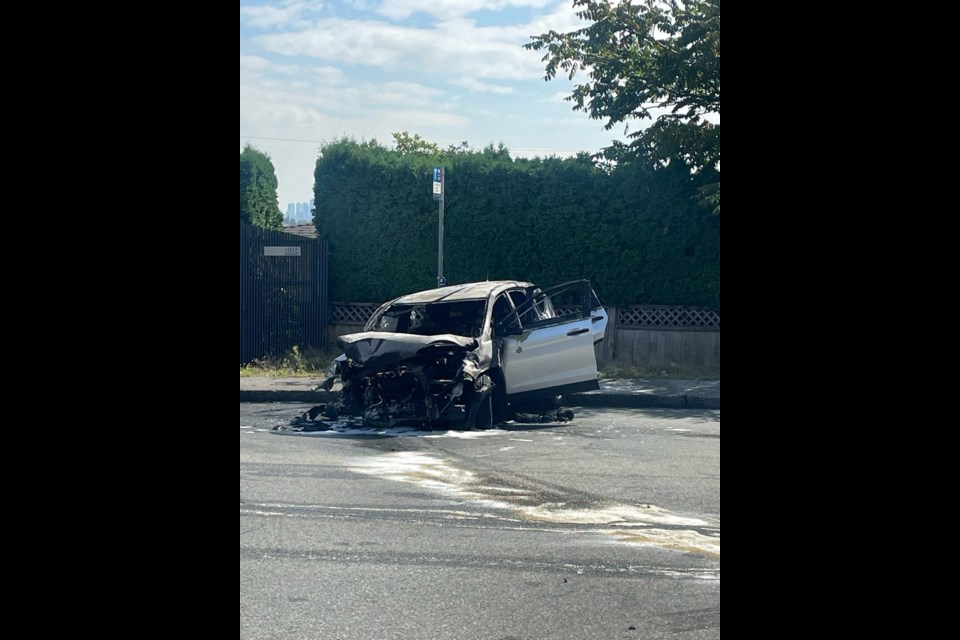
[240,346,339,378]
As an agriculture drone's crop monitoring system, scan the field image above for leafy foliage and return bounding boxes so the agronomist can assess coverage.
[240,145,283,229]
[526,0,720,210]
[314,138,719,308]
[392,131,443,156]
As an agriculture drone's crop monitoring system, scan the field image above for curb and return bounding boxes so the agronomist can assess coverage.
[567,393,720,410]
[240,390,719,410]
[240,390,338,404]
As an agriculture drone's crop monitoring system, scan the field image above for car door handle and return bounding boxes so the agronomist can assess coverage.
[567,328,590,337]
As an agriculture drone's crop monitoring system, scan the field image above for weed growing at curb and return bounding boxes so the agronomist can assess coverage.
[240,346,339,378]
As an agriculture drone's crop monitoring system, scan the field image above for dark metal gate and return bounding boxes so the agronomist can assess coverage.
[240,222,329,365]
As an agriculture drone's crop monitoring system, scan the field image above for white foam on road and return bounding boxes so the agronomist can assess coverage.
[351,451,720,558]
[273,425,510,439]
[424,429,510,440]
[350,452,514,511]
[602,528,721,559]
[522,504,710,527]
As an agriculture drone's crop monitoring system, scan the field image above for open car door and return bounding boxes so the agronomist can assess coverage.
[498,280,608,402]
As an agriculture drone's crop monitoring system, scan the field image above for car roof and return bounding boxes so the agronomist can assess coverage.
[390,281,532,305]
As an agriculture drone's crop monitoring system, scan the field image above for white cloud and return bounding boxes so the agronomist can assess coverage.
[507,1,586,38]
[241,54,447,116]
[240,55,272,72]
[240,52,461,136]
[451,77,515,94]
[257,17,546,81]
[253,1,586,82]
[240,55,345,95]
[378,109,470,128]
[540,90,573,104]
[377,0,553,20]
[378,81,446,104]
[241,54,306,77]
[313,65,347,84]
[240,1,325,29]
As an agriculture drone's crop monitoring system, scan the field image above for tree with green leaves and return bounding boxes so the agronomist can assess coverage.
[392,131,442,157]
[526,0,720,211]
[392,131,480,158]
[240,145,283,229]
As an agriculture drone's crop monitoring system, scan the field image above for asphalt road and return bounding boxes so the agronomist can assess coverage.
[240,404,721,640]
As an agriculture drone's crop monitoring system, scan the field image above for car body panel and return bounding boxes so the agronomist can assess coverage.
[501,316,599,398]
[338,332,478,370]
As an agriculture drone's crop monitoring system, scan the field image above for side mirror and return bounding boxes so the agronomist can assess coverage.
[499,321,523,337]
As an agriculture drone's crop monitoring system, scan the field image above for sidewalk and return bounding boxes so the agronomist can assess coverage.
[240,376,720,410]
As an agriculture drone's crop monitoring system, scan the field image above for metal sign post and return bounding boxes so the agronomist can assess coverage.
[433,167,446,287]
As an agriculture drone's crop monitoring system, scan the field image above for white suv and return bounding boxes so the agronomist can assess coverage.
[320,280,608,429]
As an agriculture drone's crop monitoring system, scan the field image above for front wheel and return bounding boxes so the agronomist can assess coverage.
[473,390,493,429]
[489,372,510,425]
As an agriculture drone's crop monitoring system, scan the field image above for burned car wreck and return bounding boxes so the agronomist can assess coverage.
[299,280,608,431]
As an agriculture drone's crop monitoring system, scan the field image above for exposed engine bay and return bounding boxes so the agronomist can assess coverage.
[287,332,500,431]
[336,338,491,428]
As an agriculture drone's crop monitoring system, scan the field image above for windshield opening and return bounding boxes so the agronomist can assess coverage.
[372,300,487,337]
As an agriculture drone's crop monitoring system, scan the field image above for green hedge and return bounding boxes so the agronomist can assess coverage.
[314,139,719,308]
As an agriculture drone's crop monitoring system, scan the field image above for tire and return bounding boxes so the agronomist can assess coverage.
[474,391,494,430]
[512,395,561,414]
[488,371,509,425]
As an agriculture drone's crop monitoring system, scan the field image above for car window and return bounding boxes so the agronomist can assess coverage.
[375,300,487,337]
[497,290,557,333]
[503,281,594,332]
[529,290,557,321]
[508,290,545,325]
[514,291,560,329]
[492,294,515,327]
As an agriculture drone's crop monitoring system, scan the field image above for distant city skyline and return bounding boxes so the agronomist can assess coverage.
[284,199,314,226]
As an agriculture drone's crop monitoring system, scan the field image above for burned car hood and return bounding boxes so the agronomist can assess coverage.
[337,332,479,370]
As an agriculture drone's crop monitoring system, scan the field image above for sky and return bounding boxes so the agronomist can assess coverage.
[240,0,631,209]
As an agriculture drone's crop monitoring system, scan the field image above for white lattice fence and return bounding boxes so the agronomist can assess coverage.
[331,303,378,325]
[331,303,720,330]
[556,306,585,318]
[618,306,720,330]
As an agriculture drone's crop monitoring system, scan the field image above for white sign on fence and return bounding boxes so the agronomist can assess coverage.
[264,246,302,257]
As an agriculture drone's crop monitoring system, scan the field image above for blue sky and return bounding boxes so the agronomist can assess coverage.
[240,0,631,209]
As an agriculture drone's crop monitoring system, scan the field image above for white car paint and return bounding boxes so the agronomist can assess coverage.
[501,317,599,397]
